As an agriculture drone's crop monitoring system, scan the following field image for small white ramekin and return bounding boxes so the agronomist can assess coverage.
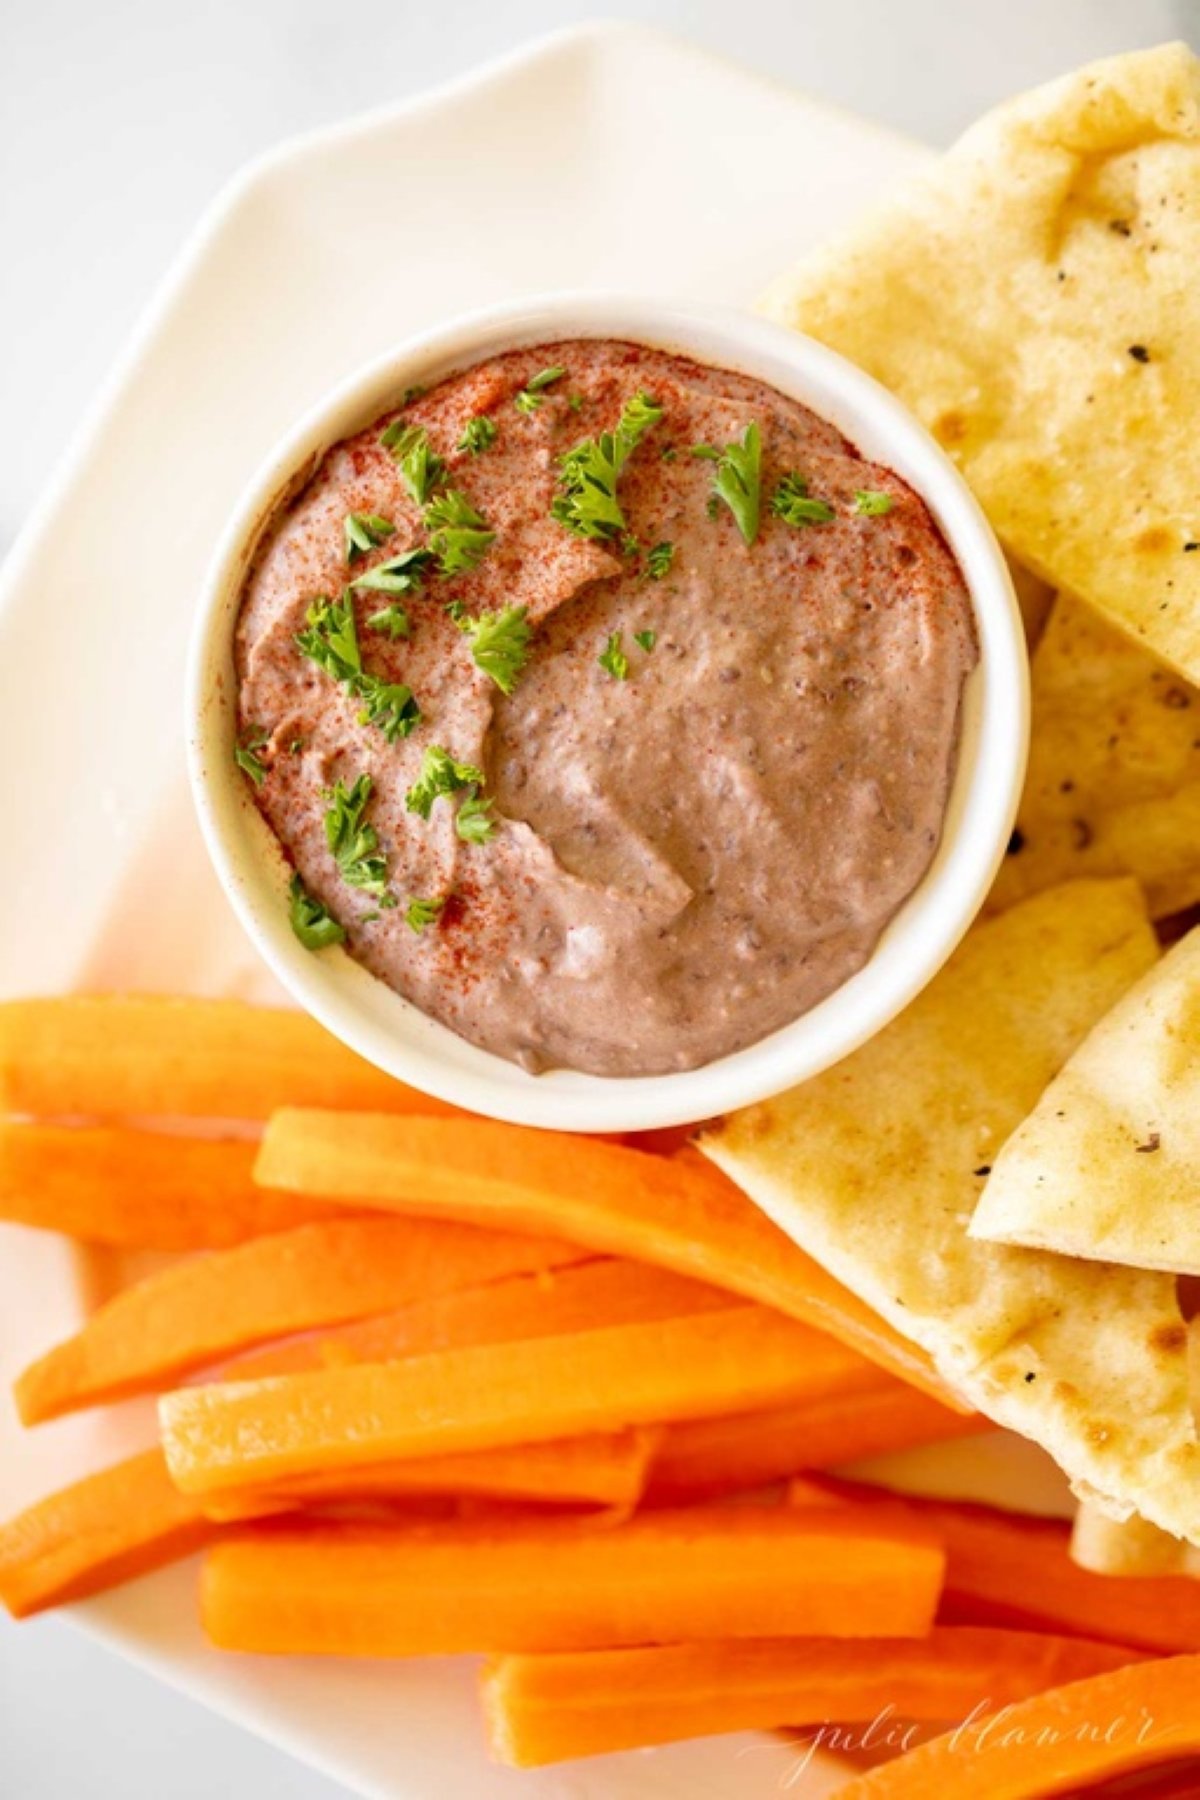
[187,294,1028,1132]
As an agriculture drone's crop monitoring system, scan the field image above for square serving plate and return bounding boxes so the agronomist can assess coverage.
[0,22,1073,1797]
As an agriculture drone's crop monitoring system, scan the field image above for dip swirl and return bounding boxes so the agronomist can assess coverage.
[235,340,977,1076]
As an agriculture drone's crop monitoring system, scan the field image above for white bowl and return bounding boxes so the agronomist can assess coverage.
[187,293,1028,1133]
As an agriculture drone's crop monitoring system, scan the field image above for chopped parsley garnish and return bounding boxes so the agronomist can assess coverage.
[709,423,762,544]
[401,384,426,406]
[234,727,269,787]
[381,422,445,505]
[551,390,663,541]
[289,738,305,755]
[645,541,674,580]
[288,873,346,951]
[343,512,395,564]
[460,604,531,695]
[567,392,584,414]
[406,894,445,934]
[853,490,894,517]
[351,546,432,595]
[771,473,835,528]
[456,792,496,843]
[660,446,678,462]
[296,592,361,686]
[458,415,497,455]
[689,444,721,460]
[324,774,390,900]
[515,366,566,414]
[365,604,412,640]
[296,593,421,743]
[424,488,496,575]
[599,632,629,680]
[405,745,485,819]
[634,629,657,652]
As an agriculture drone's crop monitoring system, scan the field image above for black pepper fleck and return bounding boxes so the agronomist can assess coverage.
[1128,344,1151,363]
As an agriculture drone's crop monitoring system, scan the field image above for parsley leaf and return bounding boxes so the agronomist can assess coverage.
[460,604,531,695]
[424,488,496,575]
[288,873,346,950]
[296,593,421,743]
[234,726,269,787]
[365,604,411,640]
[296,592,362,685]
[551,390,663,541]
[406,894,446,933]
[515,365,566,415]
[405,745,485,819]
[634,629,657,653]
[458,415,497,455]
[358,681,420,743]
[772,473,835,528]
[599,632,629,680]
[343,512,395,563]
[456,792,496,843]
[645,541,674,580]
[710,422,762,544]
[381,422,445,505]
[854,489,894,516]
[324,775,390,900]
[351,546,432,595]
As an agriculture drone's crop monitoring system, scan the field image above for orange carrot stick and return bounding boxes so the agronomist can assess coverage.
[15,1217,584,1423]
[200,1505,946,1655]
[255,1112,959,1405]
[161,1306,888,1498]
[646,1384,988,1504]
[201,1429,660,1521]
[0,1449,213,1618]
[218,1257,733,1381]
[0,1122,337,1250]
[835,1653,1200,1799]
[0,995,457,1120]
[481,1626,1143,1766]
[789,1475,1200,1656]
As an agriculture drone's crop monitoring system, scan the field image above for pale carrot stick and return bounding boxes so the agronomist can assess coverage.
[0,1122,337,1250]
[835,1653,1200,1799]
[0,1449,213,1618]
[160,1306,888,1498]
[789,1475,1200,1655]
[217,1257,733,1381]
[15,1217,584,1423]
[200,1429,660,1520]
[200,1505,946,1656]
[255,1112,959,1405]
[0,995,456,1120]
[646,1383,988,1504]
[482,1626,1142,1765]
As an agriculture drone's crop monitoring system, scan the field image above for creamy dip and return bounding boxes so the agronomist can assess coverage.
[235,339,977,1076]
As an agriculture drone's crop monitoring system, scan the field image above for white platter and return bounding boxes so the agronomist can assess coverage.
[0,21,1071,1797]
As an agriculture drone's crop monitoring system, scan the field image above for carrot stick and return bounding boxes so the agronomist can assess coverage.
[15,1217,584,1423]
[646,1384,988,1504]
[218,1257,734,1382]
[789,1475,1200,1656]
[0,1122,338,1250]
[254,1113,959,1405]
[0,995,456,1120]
[834,1653,1200,1799]
[201,1429,660,1520]
[161,1306,889,1498]
[200,1505,946,1655]
[481,1626,1142,1766]
[0,1449,213,1618]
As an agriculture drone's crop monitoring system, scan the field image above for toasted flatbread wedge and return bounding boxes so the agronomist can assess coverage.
[761,43,1200,684]
[971,926,1200,1276]
[990,593,1200,919]
[701,881,1200,1543]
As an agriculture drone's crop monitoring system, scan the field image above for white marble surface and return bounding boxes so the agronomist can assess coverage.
[1,2,1192,1795]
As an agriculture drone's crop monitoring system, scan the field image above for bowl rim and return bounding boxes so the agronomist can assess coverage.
[186,291,1029,1131]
